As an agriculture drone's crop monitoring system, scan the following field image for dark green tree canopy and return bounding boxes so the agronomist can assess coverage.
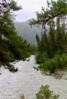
[30,0,67,25]
[33,0,67,58]
[0,0,32,72]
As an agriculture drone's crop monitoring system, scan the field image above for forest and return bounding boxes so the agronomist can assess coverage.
[31,0,67,74]
[0,0,67,99]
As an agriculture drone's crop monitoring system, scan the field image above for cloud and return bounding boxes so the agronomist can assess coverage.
[14,0,47,22]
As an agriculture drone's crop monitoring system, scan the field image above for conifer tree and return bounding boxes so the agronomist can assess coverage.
[0,0,32,72]
[30,0,67,57]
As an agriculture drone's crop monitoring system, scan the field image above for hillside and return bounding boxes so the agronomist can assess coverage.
[15,21,42,45]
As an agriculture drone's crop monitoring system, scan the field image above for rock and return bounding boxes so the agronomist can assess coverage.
[33,66,39,71]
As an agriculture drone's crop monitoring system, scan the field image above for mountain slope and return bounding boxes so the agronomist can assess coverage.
[15,21,42,45]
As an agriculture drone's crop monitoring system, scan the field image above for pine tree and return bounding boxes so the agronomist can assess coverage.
[30,0,67,57]
[0,0,32,72]
[47,20,56,57]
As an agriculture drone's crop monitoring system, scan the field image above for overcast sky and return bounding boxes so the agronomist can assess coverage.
[14,0,47,22]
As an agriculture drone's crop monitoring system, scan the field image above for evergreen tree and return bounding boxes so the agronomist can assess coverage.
[30,0,67,25]
[47,20,56,57]
[30,0,67,57]
[0,0,32,72]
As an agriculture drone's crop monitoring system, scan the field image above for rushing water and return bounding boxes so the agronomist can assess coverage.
[0,55,67,99]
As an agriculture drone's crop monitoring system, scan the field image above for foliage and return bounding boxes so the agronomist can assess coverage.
[36,85,59,99]
[35,18,67,57]
[20,85,59,99]
[0,0,33,72]
[10,1,22,11]
[30,0,67,25]
[35,52,48,64]
[31,0,67,73]
[39,54,67,73]
[0,23,33,71]
[4,63,18,72]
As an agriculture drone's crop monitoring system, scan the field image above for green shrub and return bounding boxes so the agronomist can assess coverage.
[36,85,59,99]
[36,52,48,64]
[2,51,14,62]
[39,54,67,73]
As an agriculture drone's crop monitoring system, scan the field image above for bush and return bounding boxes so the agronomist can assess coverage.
[38,54,67,73]
[2,51,14,62]
[36,52,48,64]
[36,85,59,99]
[8,35,32,60]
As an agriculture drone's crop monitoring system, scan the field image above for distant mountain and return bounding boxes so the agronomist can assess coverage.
[15,21,42,45]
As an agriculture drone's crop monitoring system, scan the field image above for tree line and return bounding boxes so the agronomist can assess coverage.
[31,0,67,73]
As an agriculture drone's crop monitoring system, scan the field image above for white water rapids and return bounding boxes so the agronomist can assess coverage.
[0,55,67,99]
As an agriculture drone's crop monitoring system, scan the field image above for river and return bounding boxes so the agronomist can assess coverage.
[0,55,67,99]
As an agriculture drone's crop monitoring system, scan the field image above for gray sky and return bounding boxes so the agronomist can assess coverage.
[14,0,47,22]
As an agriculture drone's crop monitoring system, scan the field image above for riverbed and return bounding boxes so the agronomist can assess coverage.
[0,55,67,99]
